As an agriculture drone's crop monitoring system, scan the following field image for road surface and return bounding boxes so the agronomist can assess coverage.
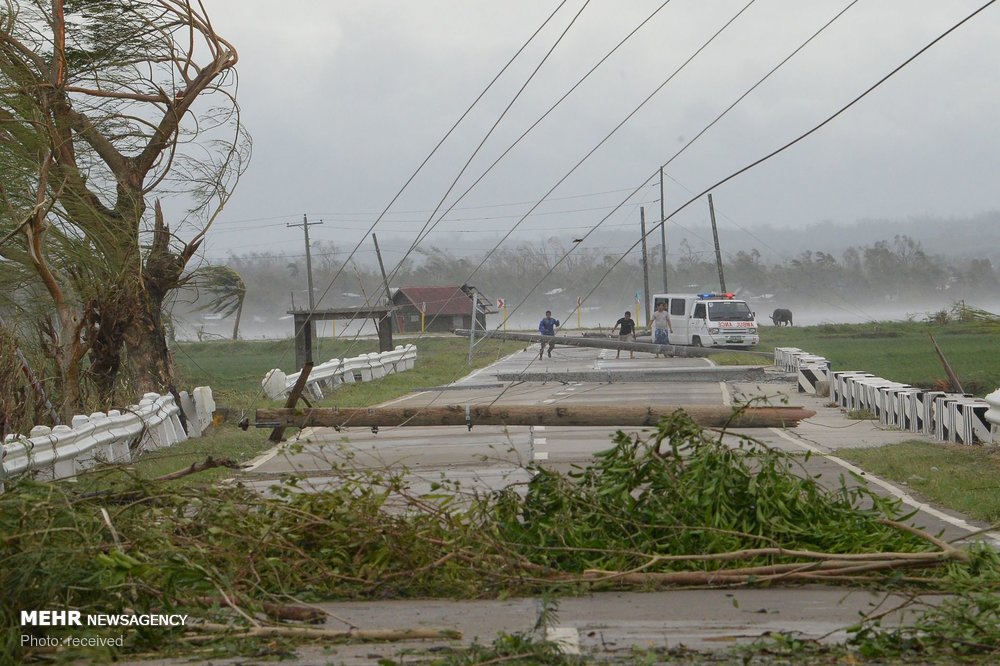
[231,344,998,663]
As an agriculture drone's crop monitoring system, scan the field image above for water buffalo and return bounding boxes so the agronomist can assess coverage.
[770,308,793,326]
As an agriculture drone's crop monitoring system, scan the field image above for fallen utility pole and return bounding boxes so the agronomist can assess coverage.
[454,329,772,359]
[255,404,814,430]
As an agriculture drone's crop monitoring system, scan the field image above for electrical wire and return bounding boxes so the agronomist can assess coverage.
[503,0,999,342]
[232,0,580,413]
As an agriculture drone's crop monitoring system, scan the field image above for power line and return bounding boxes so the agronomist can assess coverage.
[233,0,579,411]
[493,0,871,330]
[208,182,661,228]
[413,0,758,338]
[535,0,1000,333]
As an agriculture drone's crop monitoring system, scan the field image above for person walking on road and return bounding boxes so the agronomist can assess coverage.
[651,302,673,358]
[611,310,636,359]
[538,310,560,359]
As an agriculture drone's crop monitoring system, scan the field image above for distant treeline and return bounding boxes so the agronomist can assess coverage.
[176,234,995,333]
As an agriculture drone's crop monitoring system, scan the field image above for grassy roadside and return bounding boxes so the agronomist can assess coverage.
[758,319,999,395]
[87,337,525,487]
[838,441,1000,524]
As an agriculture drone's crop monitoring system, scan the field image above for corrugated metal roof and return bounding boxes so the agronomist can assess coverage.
[393,286,472,316]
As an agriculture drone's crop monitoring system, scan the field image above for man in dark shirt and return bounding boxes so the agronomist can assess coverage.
[538,310,559,359]
[611,310,636,359]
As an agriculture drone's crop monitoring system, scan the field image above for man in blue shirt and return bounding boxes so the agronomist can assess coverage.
[538,310,559,359]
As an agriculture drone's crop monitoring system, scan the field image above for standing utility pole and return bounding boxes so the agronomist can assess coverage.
[466,287,478,364]
[288,214,322,311]
[372,233,395,346]
[659,167,668,292]
[707,194,726,293]
[640,207,651,327]
[288,214,322,359]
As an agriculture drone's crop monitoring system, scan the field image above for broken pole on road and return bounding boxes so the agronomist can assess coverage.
[255,404,815,430]
[454,329,772,359]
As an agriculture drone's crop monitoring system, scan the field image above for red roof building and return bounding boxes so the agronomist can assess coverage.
[391,285,490,333]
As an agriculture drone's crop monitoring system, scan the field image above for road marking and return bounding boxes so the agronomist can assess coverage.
[546,627,580,654]
[543,399,556,404]
[720,382,732,406]
[244,444,286,472]
[769,427,1000,547]
[535,426,546,431]
[378,390,429,407]
[534,438,547,445]
[534,451,549,461]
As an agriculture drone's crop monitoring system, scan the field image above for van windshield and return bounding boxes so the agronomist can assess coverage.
[707,301,753,322]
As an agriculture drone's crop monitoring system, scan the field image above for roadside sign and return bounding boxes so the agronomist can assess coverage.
[497,298,505,309]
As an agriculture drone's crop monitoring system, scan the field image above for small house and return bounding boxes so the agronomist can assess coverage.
[391,285,491,333]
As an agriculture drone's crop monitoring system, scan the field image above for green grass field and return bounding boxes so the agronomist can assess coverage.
[106,336,525,487]
[758,319,1000,396]
[838,441,1000,523]
[174,335,524,410]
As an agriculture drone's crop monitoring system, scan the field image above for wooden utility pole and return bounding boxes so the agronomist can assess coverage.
[640,206,651,327]
[467,287,478,364]
[288,214,322,356]
[659,167,668,292]
[268,362,313,442]
[707,193,726,293]
[453,329,772,360]
[256,404,814,430]
[372,233,394,346]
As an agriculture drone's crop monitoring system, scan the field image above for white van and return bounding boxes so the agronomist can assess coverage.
[652,292,759,349]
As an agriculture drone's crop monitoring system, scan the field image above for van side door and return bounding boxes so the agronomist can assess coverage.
[668,298,688,344]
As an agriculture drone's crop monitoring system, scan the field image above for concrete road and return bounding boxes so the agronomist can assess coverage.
[233,344,999,662]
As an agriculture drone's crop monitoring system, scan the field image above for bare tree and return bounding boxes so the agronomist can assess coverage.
[0,0,249,413]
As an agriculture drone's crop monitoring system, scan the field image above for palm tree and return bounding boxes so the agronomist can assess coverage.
[194,266,247,340]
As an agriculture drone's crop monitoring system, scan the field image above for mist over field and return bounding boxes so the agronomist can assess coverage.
[180,212,1000,341]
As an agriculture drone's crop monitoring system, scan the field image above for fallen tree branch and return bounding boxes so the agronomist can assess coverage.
[189,596,326,624]
[154,456,242,481]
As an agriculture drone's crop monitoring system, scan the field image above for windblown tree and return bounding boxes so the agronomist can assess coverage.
[192,264,246,341]
[0,0,248,415]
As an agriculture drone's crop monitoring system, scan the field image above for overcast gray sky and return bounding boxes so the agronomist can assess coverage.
[203,1,1000,265]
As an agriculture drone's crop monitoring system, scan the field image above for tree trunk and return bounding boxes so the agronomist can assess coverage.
[125,290,174,395]
[232,296,243,340]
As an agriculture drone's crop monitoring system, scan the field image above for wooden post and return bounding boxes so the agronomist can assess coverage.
[467,287,477,364]
[640,206,651,327]
[256,404,815,430]
[372,233,394,353]
[453,328,772,360]
[293,312,313,370]
[269,362,313,442]
[659,166,668,292]
[708,193,726,293]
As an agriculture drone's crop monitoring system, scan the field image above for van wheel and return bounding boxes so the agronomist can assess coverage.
[692,336,703,347]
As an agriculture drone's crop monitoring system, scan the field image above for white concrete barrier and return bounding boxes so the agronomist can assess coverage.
[986,388,1000,441]
[262,345,418,400]
[1,392,192,485]
[777,350,996,446]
